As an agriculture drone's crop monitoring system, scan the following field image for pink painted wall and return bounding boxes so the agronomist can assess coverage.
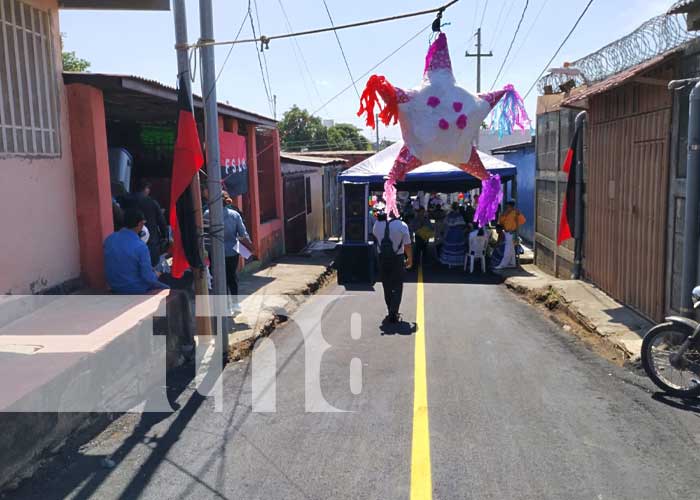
[0,0,80,294]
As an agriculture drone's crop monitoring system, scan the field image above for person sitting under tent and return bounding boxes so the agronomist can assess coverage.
[491,224,517,269]
[439,202,467,268]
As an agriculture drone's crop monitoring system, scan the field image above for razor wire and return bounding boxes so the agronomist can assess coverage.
[537,13,697,94]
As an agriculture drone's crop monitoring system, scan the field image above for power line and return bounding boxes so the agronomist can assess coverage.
[501,0,549,76]
[488,0,513,49]
[277,0,323,107]
[479,0,490,28]
[321,0,360,98]
[189,0,460,48]
[203,10,249,102]
[471,0,480,34]
[523,0,595,99]
[489,0,529,90]
[312,23,432,116]
[253,0,273,99]
[248,0,274,114]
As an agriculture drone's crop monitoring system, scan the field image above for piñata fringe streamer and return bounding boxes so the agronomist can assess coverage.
[357,75,399,129]
[474,174,503,228]
[488,84,531,139]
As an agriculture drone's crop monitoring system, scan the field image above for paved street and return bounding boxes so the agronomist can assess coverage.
[10,265,700,500]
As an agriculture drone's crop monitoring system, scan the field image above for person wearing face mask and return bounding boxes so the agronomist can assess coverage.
[103,208,170,294]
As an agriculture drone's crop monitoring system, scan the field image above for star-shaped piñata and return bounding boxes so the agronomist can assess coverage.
[357,32,530,226]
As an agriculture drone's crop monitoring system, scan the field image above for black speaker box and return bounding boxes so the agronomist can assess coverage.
[337,243,376,285]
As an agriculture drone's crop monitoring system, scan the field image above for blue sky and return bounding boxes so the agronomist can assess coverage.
[60,0,672,144]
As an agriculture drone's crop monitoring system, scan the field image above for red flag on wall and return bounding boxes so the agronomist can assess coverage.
[169,76,204,278]
[557,124,582,246]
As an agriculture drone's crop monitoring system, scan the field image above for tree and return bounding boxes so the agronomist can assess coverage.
[278,106,371,152]
[61,33,90,72]
[327,123,371,151]
[378,139,395,150]
[278,105,327,152]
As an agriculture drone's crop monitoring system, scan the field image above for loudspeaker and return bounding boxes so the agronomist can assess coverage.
[343,183,367,243]
[337,243,376,285]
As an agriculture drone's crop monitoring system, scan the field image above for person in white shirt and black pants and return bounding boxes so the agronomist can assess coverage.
[372,211,413,323]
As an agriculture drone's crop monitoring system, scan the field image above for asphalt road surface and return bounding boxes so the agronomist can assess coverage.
[9,265,700,500]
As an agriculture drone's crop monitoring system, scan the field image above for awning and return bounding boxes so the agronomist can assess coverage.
[340,141,516,192]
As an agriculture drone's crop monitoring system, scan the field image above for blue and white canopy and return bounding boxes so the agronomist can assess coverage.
[340,140,516,192]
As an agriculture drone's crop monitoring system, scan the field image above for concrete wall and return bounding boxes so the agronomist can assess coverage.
[0,0,81,294]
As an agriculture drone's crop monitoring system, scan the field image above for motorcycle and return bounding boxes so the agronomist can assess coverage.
[641,286,700,398]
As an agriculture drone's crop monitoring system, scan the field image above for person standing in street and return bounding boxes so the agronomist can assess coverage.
[373,211,413,323]
[204,191,253,313]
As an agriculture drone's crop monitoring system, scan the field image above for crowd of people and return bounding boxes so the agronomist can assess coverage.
[370,191,526,322]
[369,192,526,272]
[106,181,252,314]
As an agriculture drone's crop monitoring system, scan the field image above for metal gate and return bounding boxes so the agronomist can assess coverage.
[283,175,307,254]
[585,83,672,321]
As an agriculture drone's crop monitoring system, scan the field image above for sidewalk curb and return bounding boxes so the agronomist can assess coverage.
[504,279,638,366]
[228,266,337,361]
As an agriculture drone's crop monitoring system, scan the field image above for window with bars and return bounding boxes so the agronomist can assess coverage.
[0,0,60,156]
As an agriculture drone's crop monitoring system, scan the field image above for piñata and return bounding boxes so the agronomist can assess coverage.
[357,32,530,227]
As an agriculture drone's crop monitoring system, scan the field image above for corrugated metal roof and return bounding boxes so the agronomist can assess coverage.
[668,0,700,15]
[561,49,679,106]
[280,153,347,166]
[62,72,277,127]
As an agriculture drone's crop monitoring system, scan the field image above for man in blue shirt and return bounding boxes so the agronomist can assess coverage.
[104,208,170,294]
[204,192,253,312]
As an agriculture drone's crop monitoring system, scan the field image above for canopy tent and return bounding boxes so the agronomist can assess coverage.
[340,140,517,193]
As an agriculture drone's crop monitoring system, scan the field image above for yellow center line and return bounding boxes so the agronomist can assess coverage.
[410,266,432,500]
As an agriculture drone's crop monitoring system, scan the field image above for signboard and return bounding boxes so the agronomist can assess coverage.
[219,130,249,197]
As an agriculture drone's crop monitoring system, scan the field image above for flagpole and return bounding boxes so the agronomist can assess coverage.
[199,0,229,356]
[173,0,212,337]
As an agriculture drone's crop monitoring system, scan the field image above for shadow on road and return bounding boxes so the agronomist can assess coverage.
[380,319,417,336]
[652,392,700,416]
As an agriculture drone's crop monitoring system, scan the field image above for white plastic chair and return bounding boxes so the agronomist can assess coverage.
[465,232,487,273]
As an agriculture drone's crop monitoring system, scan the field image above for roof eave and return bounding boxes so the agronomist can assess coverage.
[59,0,170,10]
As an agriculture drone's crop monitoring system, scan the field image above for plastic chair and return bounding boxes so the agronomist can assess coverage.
[465,233,487,273]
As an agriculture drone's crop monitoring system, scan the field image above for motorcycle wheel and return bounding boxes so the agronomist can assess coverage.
[641,322,700,398]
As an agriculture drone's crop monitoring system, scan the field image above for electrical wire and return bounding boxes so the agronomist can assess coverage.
[248,0,274,115]
[502,0,549,75]
[202,10,250,103]
[471,0,480,34]
[253,0,274,103]
[489,0,529,90]
[523,0,595,99]
[479,0,490,29]
[277,0,323,106]
[322,0,360,98]
[189,0,460,48]
[488,0,513,49]
[311,23,432,116]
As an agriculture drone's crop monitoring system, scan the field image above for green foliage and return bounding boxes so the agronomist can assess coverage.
[278,105,370,152]
[378,139,395,150]
[60,33,90,72]
[278,105,328,152]
[327,123,370,151]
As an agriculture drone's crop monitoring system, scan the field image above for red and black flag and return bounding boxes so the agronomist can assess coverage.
[557,123,582,246]
[169,76,204,278]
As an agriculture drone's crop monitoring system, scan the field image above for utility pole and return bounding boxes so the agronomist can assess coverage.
[465,28,493,93]
[199,0,229,354]
[172,0,212,337]
[375,113,380,150]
